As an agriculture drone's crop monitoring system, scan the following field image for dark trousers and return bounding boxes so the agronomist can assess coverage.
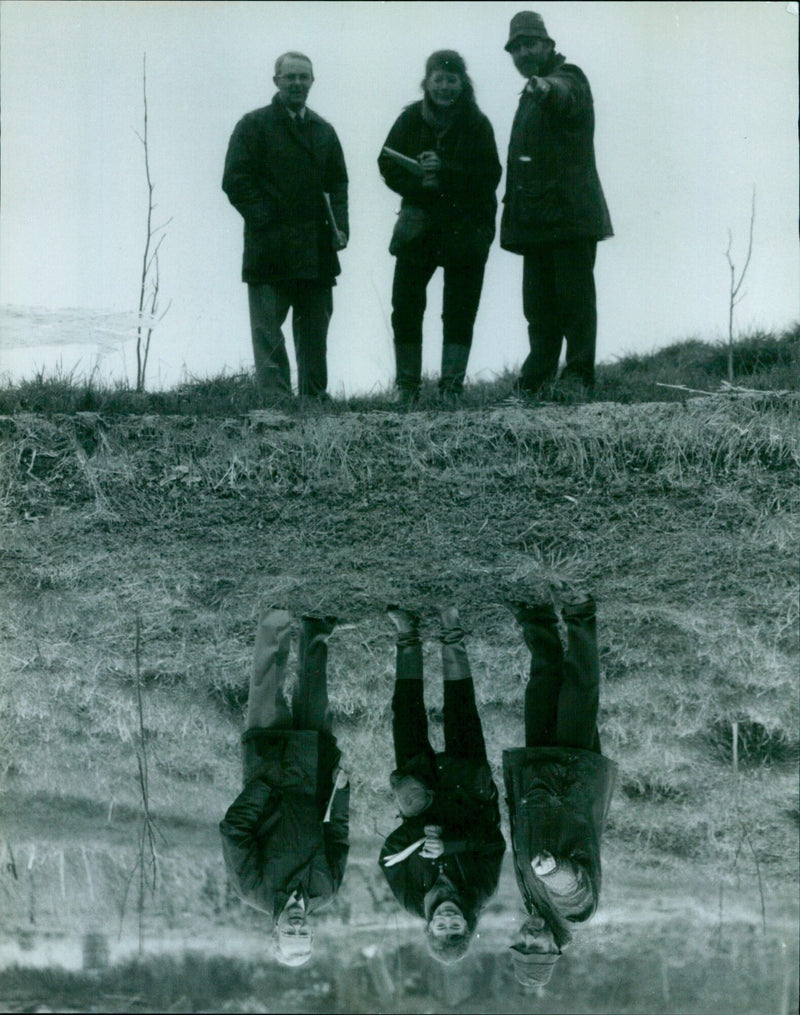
[391,255,486,389]
[517,599,600,753]
[246,609,334,733]
[520,239,597,392]
[391,629,487,769]
[248,281,333,398]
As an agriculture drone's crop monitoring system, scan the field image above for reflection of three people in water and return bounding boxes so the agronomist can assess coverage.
[220,593,617,984]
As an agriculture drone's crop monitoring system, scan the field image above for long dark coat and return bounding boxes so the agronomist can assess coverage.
[379,751,506,927]
[500,53,613,252]
[222,95,349,285]
[220,728,349,923]
[378,99,501,266]
[503,746,617,950]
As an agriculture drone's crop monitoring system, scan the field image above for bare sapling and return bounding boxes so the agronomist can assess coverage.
[134,53,172,393]
[119,612,167,954]
[724,188,755,384]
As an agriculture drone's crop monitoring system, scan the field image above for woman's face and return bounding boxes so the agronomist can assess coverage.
[429,900,467,939]
[426,69,463,108]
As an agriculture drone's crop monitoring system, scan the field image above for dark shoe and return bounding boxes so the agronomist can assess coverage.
[395,386,420,407]
[502,597,556,624]
[549,579,593,609]
[552,373,593,404]
[502,378,539,406]
[558,594,595,619]
[298,391,332,409]
[386,605,420,636]
[300,614,337,645]
[301,612,337,625]
[259,390,295,409]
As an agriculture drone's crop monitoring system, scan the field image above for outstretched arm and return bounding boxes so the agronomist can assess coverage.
[532,63,593,122]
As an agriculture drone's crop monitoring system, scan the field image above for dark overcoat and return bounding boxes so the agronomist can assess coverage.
[503,746,617,950]
[222,95,349,284]
[379,751,506,926]
[378,99,501,266]
[220,728,349,922]
[500,53,613,252]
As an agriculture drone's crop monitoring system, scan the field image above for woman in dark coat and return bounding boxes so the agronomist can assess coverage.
[220,609,350,966]
[503,591,617,987]
[379,605,506,964]
[378,51,502,401]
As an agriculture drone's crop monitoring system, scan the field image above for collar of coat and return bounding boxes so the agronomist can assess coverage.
[272,93,323,126]
[420,95,460,135]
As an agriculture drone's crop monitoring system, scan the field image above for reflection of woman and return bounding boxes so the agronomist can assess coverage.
[503,592,617,987]
[220,610,350,967]
[378,51,502,402]
[379,605,506,964]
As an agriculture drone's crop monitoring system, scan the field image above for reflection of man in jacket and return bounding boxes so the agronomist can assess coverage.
[379,606,506,965]
[503,592,617,987]
[500,12,613,397]
[220,609,349,966]
[222,52,348,402]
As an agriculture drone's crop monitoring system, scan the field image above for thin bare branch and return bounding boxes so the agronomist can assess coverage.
[134,51,169,392]
[723,187,756,383]
[731,189,756,301]
[152,216,174,235]
[144,232,167,277]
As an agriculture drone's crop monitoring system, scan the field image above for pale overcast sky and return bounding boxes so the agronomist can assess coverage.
[1,1,797,394]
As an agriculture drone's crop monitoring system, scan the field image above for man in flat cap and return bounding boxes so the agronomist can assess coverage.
[501,13,613,400]
[503,589,617,988]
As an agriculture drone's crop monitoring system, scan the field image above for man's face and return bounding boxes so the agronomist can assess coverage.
[512,914,560,954]
[508,36,553,78]
[429,900,468,939]
[275,902,313,961]
[274,56,314,111]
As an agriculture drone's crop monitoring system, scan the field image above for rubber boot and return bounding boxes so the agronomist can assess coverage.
[438,344,471,397]
[394,343,422,405]
[437,605,471,681]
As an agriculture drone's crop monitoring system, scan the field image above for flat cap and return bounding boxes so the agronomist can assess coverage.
[504,11,553,51]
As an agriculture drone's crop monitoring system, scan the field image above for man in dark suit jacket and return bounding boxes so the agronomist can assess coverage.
[222,52,348,402]
[220,609,349,966]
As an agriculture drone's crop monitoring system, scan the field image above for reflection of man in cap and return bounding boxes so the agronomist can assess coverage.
[501,12,613,399]
[502,590,617,986]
